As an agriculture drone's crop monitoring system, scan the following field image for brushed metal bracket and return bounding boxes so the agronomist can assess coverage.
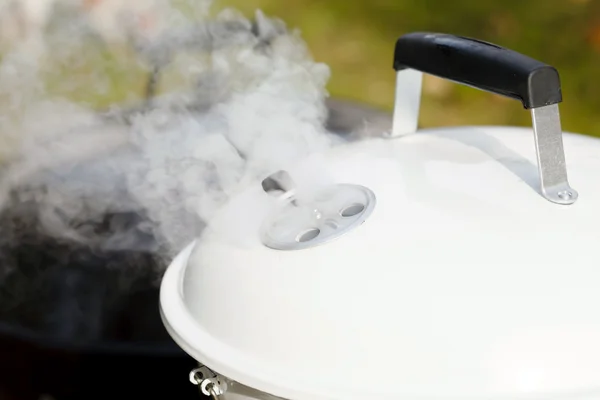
[530,104,578,205]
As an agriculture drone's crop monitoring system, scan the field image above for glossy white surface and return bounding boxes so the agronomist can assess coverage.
[161,125,600,400]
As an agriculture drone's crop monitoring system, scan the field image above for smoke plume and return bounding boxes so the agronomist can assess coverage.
[0,0,336,286]
[0,0,345,341]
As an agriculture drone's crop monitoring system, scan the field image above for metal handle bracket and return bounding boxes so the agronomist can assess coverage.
[530,104,578,204]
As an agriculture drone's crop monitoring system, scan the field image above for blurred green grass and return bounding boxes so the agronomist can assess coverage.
[214,0,600,136]
[4,0,600,137]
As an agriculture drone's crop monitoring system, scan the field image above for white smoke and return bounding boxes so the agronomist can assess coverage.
[0,0,337,266]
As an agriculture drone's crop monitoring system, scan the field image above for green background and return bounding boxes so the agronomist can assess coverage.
[6,0,600,136]
[215,0,600,136]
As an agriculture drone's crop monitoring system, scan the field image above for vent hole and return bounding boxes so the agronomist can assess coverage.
[296,228,320,242]
[340,203,365,217]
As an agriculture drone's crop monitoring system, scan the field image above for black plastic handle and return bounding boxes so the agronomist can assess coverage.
[393,32,562,109]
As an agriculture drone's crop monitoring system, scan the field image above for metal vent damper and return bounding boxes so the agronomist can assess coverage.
[260,171,376,251]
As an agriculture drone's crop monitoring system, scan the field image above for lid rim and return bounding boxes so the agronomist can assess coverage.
[159,242,600,400]
[159,242,335,400]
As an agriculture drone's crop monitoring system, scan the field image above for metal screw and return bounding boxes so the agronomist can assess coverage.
[558,190,572,200]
